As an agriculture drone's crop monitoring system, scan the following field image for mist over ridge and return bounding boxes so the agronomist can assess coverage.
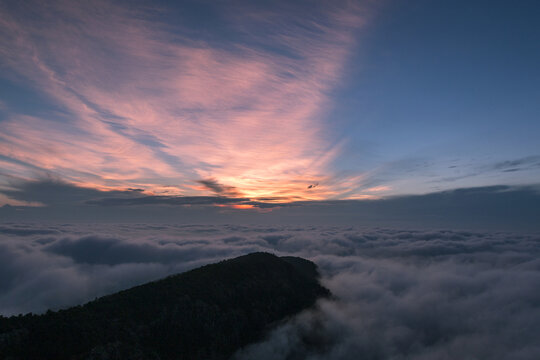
[1,253,329,359]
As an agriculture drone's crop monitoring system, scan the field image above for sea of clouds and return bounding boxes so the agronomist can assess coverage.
[1,223,539,359]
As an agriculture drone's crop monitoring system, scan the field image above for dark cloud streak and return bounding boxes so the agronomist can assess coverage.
[196,178,240,197]
[86,195,251,207]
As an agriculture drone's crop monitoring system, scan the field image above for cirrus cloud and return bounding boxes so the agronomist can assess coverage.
[0,0,372,203]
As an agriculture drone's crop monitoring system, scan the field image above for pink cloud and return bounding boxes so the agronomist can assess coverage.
[0,0,373,203]
[365,185,392,193]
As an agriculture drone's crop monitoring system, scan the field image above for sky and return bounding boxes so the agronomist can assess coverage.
[0,0,539,226]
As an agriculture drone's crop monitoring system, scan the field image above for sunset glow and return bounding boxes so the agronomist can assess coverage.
[0,0,373,205]
[1,0,539,209]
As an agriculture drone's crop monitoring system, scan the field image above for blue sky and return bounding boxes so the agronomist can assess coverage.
[0,0,539,218]
[330,0,540,194]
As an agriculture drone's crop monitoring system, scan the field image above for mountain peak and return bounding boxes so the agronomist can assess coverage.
[0,252,329,360]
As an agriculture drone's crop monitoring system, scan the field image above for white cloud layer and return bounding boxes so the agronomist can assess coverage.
[1,223,540,359]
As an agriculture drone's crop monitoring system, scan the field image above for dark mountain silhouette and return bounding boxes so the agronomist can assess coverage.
[0,252,329,360]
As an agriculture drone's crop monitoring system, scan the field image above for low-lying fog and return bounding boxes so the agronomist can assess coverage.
[1,223,539,359]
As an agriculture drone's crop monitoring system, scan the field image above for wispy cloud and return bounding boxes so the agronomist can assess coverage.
[0,0,373,203]
[196,178,241,197]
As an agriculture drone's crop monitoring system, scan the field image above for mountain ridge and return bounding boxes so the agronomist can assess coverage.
[0,252,330,360]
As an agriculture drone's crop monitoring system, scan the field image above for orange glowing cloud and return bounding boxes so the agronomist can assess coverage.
[365,185,392,193]
[215,204,255,210]
[0,0,373,205]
